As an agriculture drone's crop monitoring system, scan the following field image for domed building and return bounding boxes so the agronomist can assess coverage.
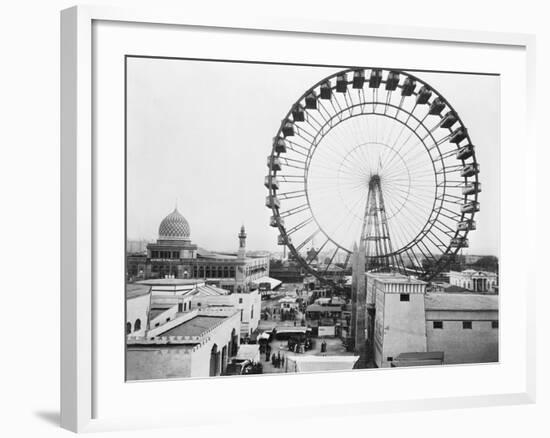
[127,207,270,293]
[157,208,192,241]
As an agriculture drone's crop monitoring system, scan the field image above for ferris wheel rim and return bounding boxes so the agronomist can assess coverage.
[267,67,480,282]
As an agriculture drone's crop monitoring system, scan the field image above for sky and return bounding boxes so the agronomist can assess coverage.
[126,58,499,255]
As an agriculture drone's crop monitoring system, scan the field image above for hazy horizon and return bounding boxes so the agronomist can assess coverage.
[127,58,500,256]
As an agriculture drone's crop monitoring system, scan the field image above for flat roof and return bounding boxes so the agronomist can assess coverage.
[160,315,226,337]
[197,251,238,260]
[306,304,342,312]
[368,273,427,285]
[126,284,151,299]
[425,293,498,311]
[138,279,204,286]
[149,303,174,319]
[188,284,228,297]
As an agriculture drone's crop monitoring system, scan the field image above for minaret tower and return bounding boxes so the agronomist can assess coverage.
[238,224,247,259]
[236,225,247,292]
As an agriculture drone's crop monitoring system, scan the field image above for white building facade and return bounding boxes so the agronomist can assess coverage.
[448,269,498,292]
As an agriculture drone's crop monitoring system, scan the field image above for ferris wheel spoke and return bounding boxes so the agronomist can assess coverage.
[283,138,311,154]
[277,189,307,201]
[302,111,324,131]
[438,206,462,221]
[383,90,393,116]
[279,203,310,218]
[280,162,306,171]
[280,156,307,168]
[294,229,323,252]
[285,216,315,236]
[302,237,332,265]
[317,100,335,122]
[414,238,437,263]
[322,247,340,274]
[424,228,451,252]
[284,144,310,159]
[430,221,457,239]
[339,251,353,271]
[407,249,425,270]
[382,107,440,170]
[425,133,453,153]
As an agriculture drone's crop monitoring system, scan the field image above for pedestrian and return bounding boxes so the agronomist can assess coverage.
[281,355,285,368]
[271,353,276,366]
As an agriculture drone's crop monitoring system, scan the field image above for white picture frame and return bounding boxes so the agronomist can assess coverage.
[60,5,536,433]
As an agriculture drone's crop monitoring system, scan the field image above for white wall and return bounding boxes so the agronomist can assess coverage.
[127,311,241,380]
[375,292,428,368]
[189,312,241,377]
[427,319,498,364]
[2,1,548,437]
[126,294,150,336]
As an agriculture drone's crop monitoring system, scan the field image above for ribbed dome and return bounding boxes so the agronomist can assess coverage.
[158,208,191,241]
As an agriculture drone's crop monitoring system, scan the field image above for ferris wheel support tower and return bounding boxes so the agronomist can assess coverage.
[360,174,405,274]
[352,173,401,361]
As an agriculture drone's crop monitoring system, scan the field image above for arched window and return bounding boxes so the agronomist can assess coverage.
[126,322,132,335]
[134,319,141,331]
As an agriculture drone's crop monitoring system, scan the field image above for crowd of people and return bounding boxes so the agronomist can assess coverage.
[269,350,285,369]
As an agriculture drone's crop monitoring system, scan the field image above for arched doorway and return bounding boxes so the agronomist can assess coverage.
[230,328,238,357]
[221,345,228,373]
[210,344,220,376]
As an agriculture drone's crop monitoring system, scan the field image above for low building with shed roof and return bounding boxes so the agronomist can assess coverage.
[350,271,499,368]
[127,307,241,380]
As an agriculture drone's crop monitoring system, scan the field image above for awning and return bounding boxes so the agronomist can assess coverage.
[235,345,260,362]
[286,355,359,372]
[274,326,309,334]
[251,276,282,290]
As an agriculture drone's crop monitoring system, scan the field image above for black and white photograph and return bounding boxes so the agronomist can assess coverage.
[3,0,547,435]
[125,57,499,380]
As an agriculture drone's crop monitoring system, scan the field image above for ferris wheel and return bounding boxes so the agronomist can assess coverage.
[265,68,480,283]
